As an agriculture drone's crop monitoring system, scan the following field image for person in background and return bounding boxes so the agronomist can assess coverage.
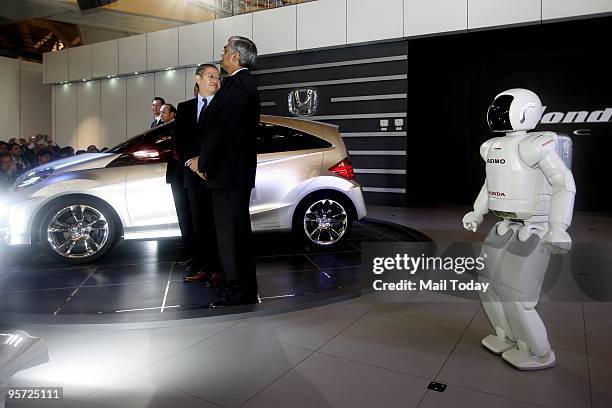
[87,145,100,153]
[0,153,18,191]
[8,143,29,173]
[160,104,176,124]
[36,150,52,166]
[151,97,166,128]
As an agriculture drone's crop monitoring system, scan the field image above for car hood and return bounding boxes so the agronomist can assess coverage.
[36,153,118,172]
[19,153,120,180]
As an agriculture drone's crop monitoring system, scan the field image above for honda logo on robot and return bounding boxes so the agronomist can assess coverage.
[489,191,506,197]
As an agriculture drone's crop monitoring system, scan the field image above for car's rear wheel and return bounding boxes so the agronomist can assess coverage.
[293,193,353,248]
[39,197,117,264]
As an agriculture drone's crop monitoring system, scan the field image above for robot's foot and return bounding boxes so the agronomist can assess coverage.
[502,349,557,370]
[482,335,514,354]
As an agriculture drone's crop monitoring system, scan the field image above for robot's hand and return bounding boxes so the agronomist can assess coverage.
[462,212,483,232]
[544,224,572,253]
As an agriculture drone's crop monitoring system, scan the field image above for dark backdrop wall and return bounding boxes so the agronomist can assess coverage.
[254,42,408,206]
[407,16,612,211]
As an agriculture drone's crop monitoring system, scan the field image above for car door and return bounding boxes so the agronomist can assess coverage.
[110,126,177,238]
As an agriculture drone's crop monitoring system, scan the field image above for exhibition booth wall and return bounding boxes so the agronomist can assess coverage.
[0,57,51,142]
[40,0,612,206]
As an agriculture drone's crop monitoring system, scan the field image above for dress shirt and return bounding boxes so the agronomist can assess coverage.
[197,94,215,121]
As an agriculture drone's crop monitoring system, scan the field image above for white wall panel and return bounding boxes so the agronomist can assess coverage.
[184,66,199,99]
[253,6,297,55]
[54,84,77,148]
[69,45,92,81]
[101,77,127,149]
[19,61,51,139]
[297,0,347,50]
[404,0,467,37]
[92,40,118,78]
[0,57,19,140]
[213,13,253,61]
[543,0,612,20]
[154,68,186,108]
[468,0,541,29]
[147,28,179,71]
[76,81,101,150]
[179,21,214,67]
[118,34,147,75]
[347,0,404,44]
[46,49,69,84]
[126,73,154,137]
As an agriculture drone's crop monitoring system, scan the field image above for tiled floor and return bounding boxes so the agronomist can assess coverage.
[3,205,611,408]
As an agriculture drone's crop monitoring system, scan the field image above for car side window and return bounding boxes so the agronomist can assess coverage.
[256,123,332,154]
[107,125,174,167]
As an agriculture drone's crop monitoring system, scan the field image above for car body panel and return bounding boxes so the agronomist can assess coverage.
[1,116,366,249]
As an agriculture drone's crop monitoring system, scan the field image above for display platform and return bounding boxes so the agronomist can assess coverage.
[0,219,430,324]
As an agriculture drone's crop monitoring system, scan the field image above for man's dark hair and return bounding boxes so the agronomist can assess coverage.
[0,141,7,146]
[227,36,258,69]
[195,64,218,76]
[163,103,176,114]
[152,96,165,105]
[37,150,51,158]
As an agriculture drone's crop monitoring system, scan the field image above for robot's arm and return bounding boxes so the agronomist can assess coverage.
[462,140,493,232]
[462,182,489,232]
[520,133,576,247]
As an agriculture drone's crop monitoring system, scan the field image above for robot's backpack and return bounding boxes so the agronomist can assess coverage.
[556,133,573,169]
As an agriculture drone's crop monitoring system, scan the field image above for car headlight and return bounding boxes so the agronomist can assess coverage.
[14,168,54,191]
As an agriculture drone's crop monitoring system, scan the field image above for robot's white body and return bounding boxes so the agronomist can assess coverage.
[463,89,576,370]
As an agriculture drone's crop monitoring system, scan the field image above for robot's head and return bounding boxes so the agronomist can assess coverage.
[487,88,543,132]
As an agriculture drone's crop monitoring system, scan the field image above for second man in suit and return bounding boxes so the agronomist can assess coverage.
[176,64,223,284]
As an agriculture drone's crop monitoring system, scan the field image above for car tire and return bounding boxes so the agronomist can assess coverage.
[38,196,118,265]
[293,192,353,249]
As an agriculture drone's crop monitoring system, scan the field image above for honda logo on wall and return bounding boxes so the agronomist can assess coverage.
[288,88,318,116]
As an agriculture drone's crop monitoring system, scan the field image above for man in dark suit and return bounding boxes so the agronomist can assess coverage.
[189,36,260,307]
[150,97,165,127]
[175,64,223,283]
[162,103,195,266]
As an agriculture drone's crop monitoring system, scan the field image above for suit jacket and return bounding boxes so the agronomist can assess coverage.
[151,118,162,128]
[198,69,260,190]
[171,97,205,189]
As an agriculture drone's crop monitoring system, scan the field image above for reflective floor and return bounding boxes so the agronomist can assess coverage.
[0,206,611,408]
[0,219,428,323]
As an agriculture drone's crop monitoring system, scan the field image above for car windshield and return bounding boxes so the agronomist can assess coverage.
[106,121,175,154]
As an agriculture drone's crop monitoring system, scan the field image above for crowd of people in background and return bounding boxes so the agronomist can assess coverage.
[0,134,106,192]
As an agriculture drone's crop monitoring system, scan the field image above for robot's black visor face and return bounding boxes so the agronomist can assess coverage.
[487,95,513,131]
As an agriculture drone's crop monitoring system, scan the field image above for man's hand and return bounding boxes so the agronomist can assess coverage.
[186,156,207,180]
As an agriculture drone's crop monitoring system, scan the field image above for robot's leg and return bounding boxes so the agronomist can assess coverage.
[497,226,556,370]
[478,224,516,354]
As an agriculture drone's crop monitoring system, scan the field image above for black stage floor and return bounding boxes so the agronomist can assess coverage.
[0,219,430,324]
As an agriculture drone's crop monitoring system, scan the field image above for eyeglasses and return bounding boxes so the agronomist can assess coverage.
[198,73,221,81]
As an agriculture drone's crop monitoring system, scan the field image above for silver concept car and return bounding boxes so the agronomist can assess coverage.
[0,116,366,264]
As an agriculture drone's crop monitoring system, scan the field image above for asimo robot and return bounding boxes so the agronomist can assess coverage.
[462,88,576,370]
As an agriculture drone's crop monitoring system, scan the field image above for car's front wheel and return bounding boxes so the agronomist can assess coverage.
[39,197,118,264]
[294,193,353,249]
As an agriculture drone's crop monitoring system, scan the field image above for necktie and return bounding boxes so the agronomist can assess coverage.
[198,97,207,121]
